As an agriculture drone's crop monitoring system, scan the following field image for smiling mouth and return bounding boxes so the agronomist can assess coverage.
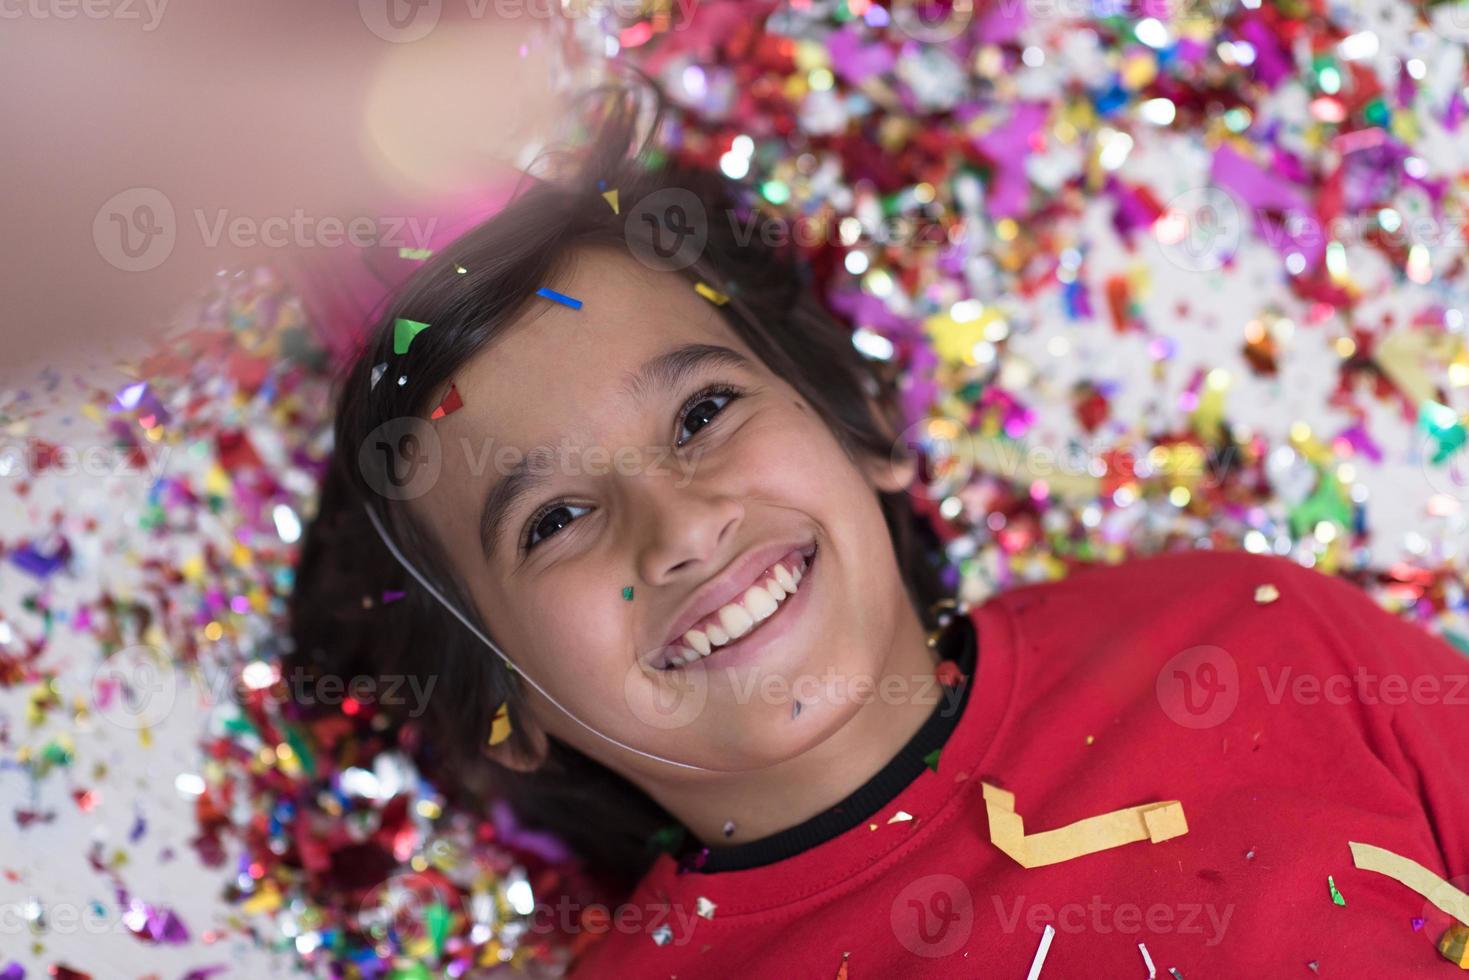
[653,544,817,671]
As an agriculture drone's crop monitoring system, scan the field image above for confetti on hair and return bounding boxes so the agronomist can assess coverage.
[381,590,406,604]
[393,317,431,355]
[535,286,583,310]
[370,363,387,389]
[622,585,634,601]
[1328,875,1347,906]
[398,247,434,260]
[602,188,620,214]
[1025,923,1055,980]
[1254,584,1280,604]
[429,381,463,420]
[694,281,729,305]
[488,702,513,746]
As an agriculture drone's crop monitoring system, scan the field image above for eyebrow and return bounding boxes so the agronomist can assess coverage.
[478,343,752,558]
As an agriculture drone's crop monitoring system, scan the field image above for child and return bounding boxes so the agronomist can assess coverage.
[290,85,1469,976]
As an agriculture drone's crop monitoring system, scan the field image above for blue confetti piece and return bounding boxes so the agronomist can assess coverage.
[536,286,583,310]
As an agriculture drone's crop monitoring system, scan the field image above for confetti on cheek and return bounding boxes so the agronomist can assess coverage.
[381,589,406,604]
[722,819,736,837]
[392,317,431,355]
[602,188,620,214]
[622,585,634,601]
[535,286,583,310]
[694,281,729,305]
[429,381,463,420]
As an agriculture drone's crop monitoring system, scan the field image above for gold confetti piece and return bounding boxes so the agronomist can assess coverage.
[1254,583,1280,604]
[602,188,620,214]
[487,702,513,746]
[982,782,1188,868]
[694,281,730,305]
[1439,922,1469,969]
[887,810,914,824]
[695,896,716,920]
[1350,841,1469,926]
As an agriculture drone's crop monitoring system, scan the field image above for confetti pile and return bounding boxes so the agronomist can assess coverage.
[0,269,610,978]
[4,0,1469,975]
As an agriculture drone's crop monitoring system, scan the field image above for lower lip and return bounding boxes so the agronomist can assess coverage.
[667,546,818,673]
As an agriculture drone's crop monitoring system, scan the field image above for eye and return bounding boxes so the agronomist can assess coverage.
[524,502,592,551]
[677,385,741,447]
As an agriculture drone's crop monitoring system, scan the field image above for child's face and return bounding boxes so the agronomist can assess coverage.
[410,248,919,777]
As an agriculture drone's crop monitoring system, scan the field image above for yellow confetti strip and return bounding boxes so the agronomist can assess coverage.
[694,281,730,305]
[982,782,1188,868]
[488,702,513,746]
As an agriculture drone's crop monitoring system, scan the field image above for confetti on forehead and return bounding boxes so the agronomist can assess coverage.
[694,281,729,306]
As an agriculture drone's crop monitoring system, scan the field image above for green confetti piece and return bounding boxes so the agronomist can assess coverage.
[1328,874,1346,906]
[424,900,451,957]
[387,965,433,980]
[284,723,317,780]
[923,748,941,773]
[647,824,686,855]
[393,317,431,355]
[622,585,635,601]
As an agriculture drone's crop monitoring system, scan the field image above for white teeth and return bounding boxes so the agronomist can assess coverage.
[664,551,815,667]
[743,585,778,622]
[720,602,754,639]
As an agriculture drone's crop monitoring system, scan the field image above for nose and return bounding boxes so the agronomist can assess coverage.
[633,477,743,586]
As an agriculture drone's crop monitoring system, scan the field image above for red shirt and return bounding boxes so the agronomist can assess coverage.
[567,551,1469,978]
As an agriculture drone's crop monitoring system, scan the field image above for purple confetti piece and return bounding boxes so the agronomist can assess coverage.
[381,589,406,604]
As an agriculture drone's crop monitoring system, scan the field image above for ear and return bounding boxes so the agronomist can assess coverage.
[484,708,551,773]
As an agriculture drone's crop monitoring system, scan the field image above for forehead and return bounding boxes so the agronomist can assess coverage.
[439,248,746,447]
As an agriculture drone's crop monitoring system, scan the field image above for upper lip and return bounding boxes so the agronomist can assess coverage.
[655,537,817,657]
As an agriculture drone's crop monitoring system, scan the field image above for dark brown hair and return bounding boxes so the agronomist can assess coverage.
[286,78,949,892]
